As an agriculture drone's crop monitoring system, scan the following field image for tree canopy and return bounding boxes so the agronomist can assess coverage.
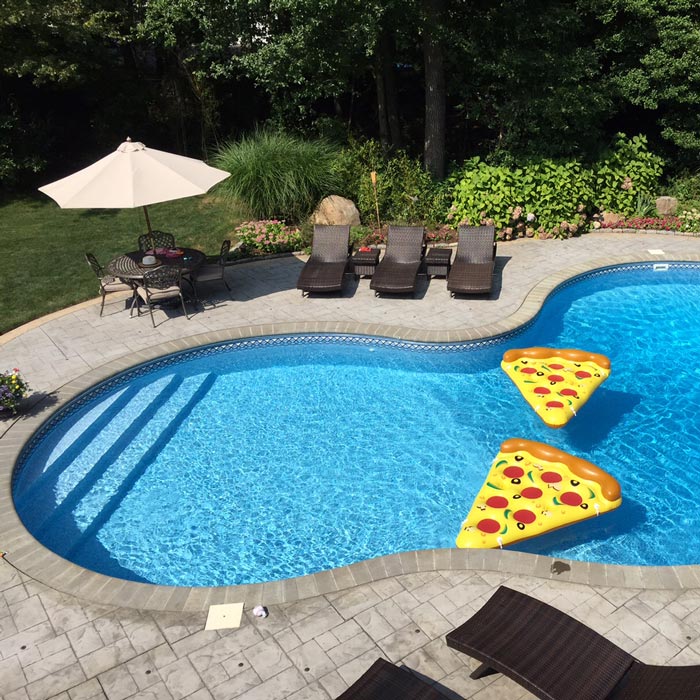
[2,0,700,187]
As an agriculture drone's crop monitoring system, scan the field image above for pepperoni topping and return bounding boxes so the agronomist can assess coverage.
[575,370,592,379]
[541,471,562,483]
[560,492,583,506]
[521,487,543,499]
[548,374,564,383]
[513,509,537,524]
[549,363,564,370]
[503,466,524,478]
[477,518,501,534]
[486,496,509,509]
[560,388,578,397]
[533,387,551,395]
[520,367,538,374]
[546,400,564,408]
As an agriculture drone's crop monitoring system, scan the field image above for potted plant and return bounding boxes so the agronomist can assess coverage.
[0,368,30,415]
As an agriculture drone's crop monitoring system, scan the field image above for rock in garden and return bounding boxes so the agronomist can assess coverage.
[655,196,678,216]
[601,211,622,226]
[312,195,361,226]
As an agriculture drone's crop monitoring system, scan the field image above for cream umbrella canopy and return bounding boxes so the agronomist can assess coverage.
[38,138,230,232]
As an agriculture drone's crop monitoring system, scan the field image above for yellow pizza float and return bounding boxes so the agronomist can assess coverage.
[501,347,611,428]
[456,438,621,549]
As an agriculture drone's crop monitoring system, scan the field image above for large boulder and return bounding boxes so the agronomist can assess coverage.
[656,196,678,216]
[312,195,361,226]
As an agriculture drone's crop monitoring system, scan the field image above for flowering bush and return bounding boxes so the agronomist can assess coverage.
[234,220,304,255]
[600,215,685,231]
[0,368,29,415]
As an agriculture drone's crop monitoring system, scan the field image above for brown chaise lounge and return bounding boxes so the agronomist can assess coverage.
[370,225,425,296]
[335,658,447,699]
[446,224,496,296]
[297,225,351,295]
[446,586,700,700]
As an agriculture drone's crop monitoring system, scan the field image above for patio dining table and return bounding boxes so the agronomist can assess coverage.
[105,247,206,280]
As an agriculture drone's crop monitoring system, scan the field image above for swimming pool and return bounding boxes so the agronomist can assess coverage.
[12,263,700,586]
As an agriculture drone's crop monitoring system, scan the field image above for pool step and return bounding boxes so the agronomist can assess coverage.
[65,372,219,564]
[14,383,143,506]
[31,374,187,551]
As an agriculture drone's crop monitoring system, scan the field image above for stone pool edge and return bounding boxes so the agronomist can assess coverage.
[3,252,700,612]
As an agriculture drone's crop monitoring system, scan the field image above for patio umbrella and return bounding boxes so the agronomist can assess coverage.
[38,138,230,232]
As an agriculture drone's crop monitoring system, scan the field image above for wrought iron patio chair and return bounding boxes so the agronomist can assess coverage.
[84,252,135,316]
[132,265,188,327]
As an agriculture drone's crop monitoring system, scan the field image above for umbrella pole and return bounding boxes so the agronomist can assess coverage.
[142,205,153,233]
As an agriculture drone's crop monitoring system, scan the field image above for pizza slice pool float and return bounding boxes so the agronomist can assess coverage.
[456,438,621,549]
[501,347,611,428]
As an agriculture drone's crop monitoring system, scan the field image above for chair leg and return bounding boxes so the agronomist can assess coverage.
[179,293,189,320]
[147,299,156,328]
[470,663,499,680]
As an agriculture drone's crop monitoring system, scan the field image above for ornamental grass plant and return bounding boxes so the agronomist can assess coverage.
[213,131,341,223]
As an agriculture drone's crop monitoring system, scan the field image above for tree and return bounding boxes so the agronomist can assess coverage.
[591,0,700,164]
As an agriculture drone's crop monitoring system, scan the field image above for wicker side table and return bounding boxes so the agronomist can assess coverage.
[352,249,381,278]
[424,247,453,278]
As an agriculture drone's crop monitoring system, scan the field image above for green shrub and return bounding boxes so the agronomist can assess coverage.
[593,134,664,216]
[448,157,593,239]
[665,171,700,209]
[213,131,341,223]
[447,135,663,239]
[334,139,442,225]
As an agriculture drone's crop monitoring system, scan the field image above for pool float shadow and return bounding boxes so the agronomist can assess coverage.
[562,387,642,451]
[512,496,647,558]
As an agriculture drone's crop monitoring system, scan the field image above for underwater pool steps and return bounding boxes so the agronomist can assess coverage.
[31,375,186,548]
[14,384,143,506]
[65,373,219,562]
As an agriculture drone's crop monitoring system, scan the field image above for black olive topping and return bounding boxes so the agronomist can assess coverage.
[514,455,524,462]
[511,478,521,485]
[517,522,526,530]
[513,494,521,499]
[536,371,544,376]
[581,503,589,509]
[571,480,580,486]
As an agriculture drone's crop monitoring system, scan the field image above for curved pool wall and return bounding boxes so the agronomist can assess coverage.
[4,254,700,612]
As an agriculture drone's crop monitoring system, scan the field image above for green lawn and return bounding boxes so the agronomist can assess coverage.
[0,194,245,334]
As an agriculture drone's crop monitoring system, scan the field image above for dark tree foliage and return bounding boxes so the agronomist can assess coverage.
[2,0,700,187]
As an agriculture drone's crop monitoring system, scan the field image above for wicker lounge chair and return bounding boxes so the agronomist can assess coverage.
[297,225,351,295]
[369,225,426,296]
[446,586,700,700]
[335,658,446,699]
[446,225,496,296]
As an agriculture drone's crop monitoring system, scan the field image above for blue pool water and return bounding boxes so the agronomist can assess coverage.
[12,263,700,586]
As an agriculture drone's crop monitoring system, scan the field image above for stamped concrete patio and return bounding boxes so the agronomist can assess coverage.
[2,231,700,700]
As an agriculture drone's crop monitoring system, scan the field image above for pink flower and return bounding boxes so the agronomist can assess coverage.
[621,176,633,191]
